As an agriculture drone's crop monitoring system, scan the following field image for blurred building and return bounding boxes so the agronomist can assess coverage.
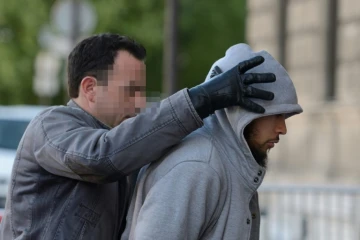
[246,0,360,184]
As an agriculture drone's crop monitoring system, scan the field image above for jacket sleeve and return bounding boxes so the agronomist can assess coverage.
[129,161,222,240]
[33,89,203,183]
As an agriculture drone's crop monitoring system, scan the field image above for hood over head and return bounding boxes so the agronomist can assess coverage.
[203,43,303,174]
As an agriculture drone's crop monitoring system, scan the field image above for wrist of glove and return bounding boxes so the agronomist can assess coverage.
[188,56,276,119]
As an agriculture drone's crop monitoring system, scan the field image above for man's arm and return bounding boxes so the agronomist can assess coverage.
[127,161,222,240]
[34,90,201,183]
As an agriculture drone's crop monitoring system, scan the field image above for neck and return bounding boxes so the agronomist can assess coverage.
[72,98,113,128]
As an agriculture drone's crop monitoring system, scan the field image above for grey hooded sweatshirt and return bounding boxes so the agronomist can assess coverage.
[121,44,303,240]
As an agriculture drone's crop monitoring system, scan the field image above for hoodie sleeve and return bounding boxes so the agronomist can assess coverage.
[129,161,222,240]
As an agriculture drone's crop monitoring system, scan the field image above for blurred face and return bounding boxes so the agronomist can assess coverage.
[244,114,287,168]
[94,50,146,127]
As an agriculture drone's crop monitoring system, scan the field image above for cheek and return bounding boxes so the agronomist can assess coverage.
[95,88,108,104]
[97,88,122,109]
[249,129,267,147]
[109,86,125,104]
[134,93,146,108]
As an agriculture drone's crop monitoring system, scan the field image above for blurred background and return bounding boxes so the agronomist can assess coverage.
[0,0,359,239]
[0,0,247,105]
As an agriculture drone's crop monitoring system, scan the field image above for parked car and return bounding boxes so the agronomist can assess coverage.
[0,105,47,221]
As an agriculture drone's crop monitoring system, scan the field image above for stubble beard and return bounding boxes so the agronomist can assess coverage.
[244,125,269,168]
[247,142,269,168]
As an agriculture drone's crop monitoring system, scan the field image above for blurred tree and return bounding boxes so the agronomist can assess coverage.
[91,0,165,96]
[0,0,54,105]
[0,0,246,105]
[93,0,247,97]
[178,0,247,91]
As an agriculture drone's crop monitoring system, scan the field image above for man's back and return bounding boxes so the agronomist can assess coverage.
[122,114,264,240]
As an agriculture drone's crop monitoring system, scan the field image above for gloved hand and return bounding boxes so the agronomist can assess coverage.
[188,56,276,119]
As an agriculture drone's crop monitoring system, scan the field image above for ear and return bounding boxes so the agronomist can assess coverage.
[80,76,97,103]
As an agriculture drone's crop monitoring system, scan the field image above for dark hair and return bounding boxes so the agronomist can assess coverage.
[67,33,146,98]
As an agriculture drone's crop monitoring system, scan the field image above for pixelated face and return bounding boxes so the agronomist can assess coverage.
[244,114,287,167]
[95,50,146,126]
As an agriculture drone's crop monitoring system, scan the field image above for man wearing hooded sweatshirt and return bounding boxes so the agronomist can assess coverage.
[121,43,303,240]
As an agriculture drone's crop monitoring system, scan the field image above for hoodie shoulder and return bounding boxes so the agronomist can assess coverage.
[145,131,218,176]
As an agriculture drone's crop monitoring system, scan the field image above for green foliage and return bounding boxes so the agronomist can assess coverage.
[0,0,246,105]
[178,0,247,90]
[0,0,54,104]
[91,0,165,95]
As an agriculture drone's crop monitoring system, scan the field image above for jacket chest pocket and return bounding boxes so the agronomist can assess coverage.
[71,204,101,240]
[75,204,101,227]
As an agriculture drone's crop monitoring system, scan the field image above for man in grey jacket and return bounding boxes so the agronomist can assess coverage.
[121,43,303,240]
[0,34,277,240]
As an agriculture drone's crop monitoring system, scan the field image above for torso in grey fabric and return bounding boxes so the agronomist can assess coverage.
[122,113,265,240]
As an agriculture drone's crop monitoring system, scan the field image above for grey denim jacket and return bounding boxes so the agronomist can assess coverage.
[0,89,202,240]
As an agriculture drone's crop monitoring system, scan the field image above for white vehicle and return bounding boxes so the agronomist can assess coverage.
[0,105,47,217]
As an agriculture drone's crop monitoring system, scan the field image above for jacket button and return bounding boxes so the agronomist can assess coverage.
[258,170,262,176]
[254,177,259,183]
[252,213,256,219]
[247,218,251,224]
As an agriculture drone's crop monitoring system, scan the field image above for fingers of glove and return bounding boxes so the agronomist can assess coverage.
[241,98,266,114]
[242,73,276,85]
[210,65,224,78]
[245,87,274,100]
[237,56,265,74]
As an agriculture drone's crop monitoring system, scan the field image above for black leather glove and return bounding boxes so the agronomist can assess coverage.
[188,56,276,119]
